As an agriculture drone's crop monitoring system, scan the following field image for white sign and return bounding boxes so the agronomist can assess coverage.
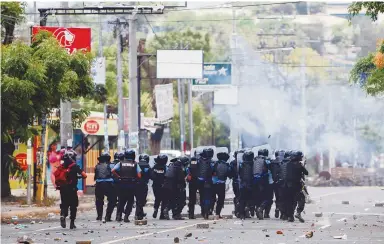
[154,83,174,122]
[156,50,203,79]
[214,85,238,105]
[91,57,106,84]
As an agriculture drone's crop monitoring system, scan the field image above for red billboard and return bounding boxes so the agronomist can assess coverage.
[32,26,91,54]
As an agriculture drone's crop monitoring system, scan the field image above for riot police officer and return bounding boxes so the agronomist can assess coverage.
[252,149,268,220]
[111,149,142,223]
[212,151,231,218]
[261,149,274,219]
[162,156,188,220]
[196,148,214,220]
[269,150,284,218]
[292,151,308,223]
[186,150,200,219]
[238,150,254,220]
[279,150,292,220]
[229,150,244,218]
[94,152,116,222]
[136,154,150,220]
[150,154,168,219]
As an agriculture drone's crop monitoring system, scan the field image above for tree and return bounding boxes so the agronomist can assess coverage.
[348,2,384,22]
[141,30,212,154]
[1,31,95,197]
[1,2,25,45]
[349,2,384,96]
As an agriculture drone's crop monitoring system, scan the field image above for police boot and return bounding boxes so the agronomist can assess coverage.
[69,219,76,229]
[153,208,158,219]
[264,206,271,219]
[275,209,280,219]
[250,207,255,217]
[123,214,130,223]
[244,207,251,218]
[162,209,170,220]
[287,215,294,222]
[172,214,184,220]
[116,212,123,222]
[105,212,112,222]
[188,207,195,219]
[96,206,103,221]
[281,214,288,220]
[256,207,264,220]
[60,216,66,228]
[295,212,305,223]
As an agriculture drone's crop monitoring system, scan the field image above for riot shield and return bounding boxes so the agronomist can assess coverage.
[193,145,216,160]
[251,143,273,158]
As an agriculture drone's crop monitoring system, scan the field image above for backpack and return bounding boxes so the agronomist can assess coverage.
[54,163,76,187]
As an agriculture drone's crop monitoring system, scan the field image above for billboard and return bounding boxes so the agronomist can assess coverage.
[156,50,203,79]
[154,83,174,122]
[32,26,91,55]
[192,63,232,91]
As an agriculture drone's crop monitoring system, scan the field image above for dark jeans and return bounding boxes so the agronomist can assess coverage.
[117,183,136,217]
[152,185,166,213]
[295,190,306,213]
[163,186,186,216]
[198,180,212,215]
[60,186,78,220]
[282,183,301,218]
[212,183,226,215]
[239,186,252,219]
[232,181,240,215]
[95,181,117,218]
[188,180,198,214]
[251,180,267,211]
[135,183,148,218]
[263,183,274,214]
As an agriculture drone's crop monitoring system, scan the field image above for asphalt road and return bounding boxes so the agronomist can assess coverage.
[3,187,384,244]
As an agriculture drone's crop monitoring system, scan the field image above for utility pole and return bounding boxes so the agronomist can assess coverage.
[300,53,307,156]
[128,13,139,151]
[116,18,124,152]
[98,14,109,152]
[353,84,358,168]
[181,79,186,153]
[178,79,184,154]
[60,1,73,149]
[230,6,239,152]
[188,79,194,153]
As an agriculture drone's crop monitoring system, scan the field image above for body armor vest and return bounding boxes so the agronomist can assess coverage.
[120,160,137,180]
[95,163,112,180]
[215,161,229,181]
[240,161,254,186]
[253,156,266,176]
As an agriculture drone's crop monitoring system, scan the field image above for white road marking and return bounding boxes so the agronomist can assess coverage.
[35,226,61,232]
[319,224,331,229]
[100,220,217,244]
[312,212,384,217]
[364,208,370,211]
[337,218,347,222]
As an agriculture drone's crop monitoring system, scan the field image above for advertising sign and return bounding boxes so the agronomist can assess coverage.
[192,63,232,91]
[32,26,91,54]
[154,83,174,122]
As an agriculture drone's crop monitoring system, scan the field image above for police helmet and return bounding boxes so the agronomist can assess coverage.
[201,148,214,159]
[98,152,111,162]
[114,152,119,160]
[62,149,77,163]
[243,150,254,162]
[284,151,291,158]
[139,154,150,163]
[180,156,190,166]
[217,152,230,162]
[262,149,269,157]
[124,149,136,160]
[293,151,304,160]
[257,149,263,156]
[118,152,125,160]
[155,154,168,165]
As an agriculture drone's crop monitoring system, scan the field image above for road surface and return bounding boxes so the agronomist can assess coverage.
[3,187,384,244]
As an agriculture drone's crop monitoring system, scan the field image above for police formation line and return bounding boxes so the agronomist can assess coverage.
[54,148,308,229]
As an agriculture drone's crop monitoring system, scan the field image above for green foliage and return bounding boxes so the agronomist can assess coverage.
[350,53,375,83]
[1,1,25,44]
[348,2,384,22]
[1,31,95,152]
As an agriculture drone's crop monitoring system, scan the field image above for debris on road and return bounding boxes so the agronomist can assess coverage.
[134,220,147,226]
[30,221,35,224]
[185,233,192,238]
[174,237,180,243]
[319,225,331,229]
[38,221,43,224]
[12,216,18,221]
[276,230,283,235]
[48,213,55,218]
[305,231,314,238]
[374,202,384,207]
[333,234,347,240]
[222,215,233,219]
[342,201,349,205]
[17,235,33,244]
[197,223,209,229]
[314,212,323,217]
[76,241,92,244]
[337,218,347,222]
[54,237,62,241]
